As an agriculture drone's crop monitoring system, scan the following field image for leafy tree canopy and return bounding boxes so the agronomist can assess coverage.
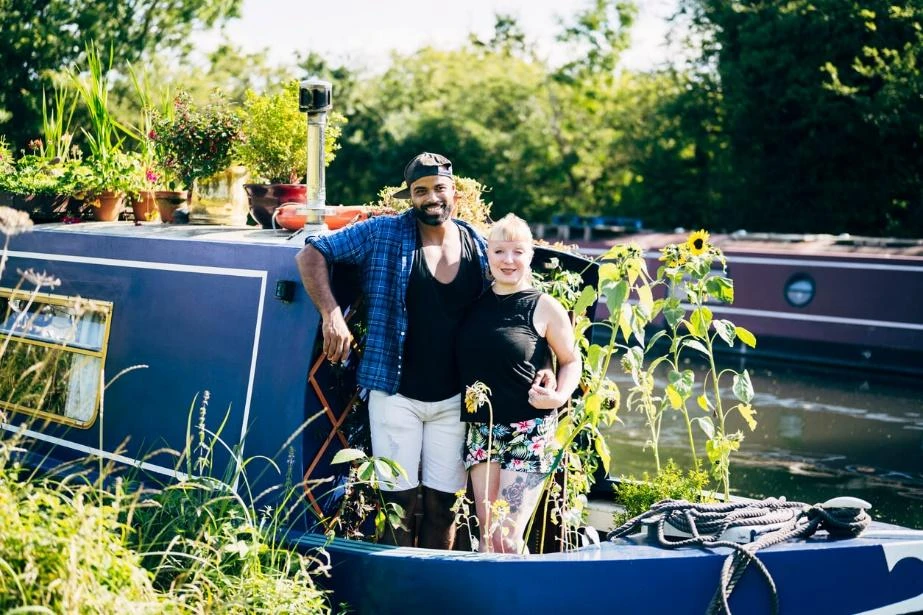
[0,0,241,148]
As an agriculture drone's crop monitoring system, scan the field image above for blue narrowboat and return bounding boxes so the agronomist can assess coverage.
[2,221,923,615]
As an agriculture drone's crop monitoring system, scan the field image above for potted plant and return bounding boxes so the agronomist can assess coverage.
[151,91,242,223]
[0,138,86,222]
[236,79,344,228]
[124,67,166,223]
[0,85,90,222]
[68,44,138,221]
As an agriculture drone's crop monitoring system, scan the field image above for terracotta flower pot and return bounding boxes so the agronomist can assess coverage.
[154,190,190,223]
[91,191,126,221]
[131,190,158,222]
[244,183,307,229]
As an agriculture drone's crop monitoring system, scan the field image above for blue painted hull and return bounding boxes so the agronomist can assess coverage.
[291,525,923,614]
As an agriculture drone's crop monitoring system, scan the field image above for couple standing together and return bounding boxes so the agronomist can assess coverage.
[296,153,580,553]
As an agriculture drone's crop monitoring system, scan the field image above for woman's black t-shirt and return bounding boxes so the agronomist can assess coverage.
[457,288,549,423]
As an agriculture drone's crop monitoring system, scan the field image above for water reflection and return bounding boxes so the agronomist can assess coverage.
[605,359,923,528]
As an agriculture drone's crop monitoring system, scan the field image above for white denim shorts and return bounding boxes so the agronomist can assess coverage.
[368,390,466,493]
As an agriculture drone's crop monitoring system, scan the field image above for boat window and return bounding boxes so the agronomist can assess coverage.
[0,288,112,428]
[784,274,815,308]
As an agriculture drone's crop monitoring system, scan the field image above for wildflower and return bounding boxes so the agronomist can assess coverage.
[195,390,211,474]
[17,268,61,290]
[491,499,510,518]
[145,168,159,185]
[454,489,467,499]
[465,381,492,414]
[687,230,710,256]
[148,129,157,140]
[659,244,686,268]
[0,207,34,237]
[27,138,43,152]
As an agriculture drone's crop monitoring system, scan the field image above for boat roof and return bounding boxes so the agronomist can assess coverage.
[569,231,923,261]
[30,221,309,249]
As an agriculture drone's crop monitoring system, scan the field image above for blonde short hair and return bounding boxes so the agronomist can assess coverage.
[488,213,533,244]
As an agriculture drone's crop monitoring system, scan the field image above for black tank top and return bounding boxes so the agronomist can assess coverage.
[457,288,549,423]
[398,225,482,401]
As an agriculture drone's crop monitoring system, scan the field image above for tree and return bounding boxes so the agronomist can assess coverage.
[0,0,241,148]
[679,0,923,236]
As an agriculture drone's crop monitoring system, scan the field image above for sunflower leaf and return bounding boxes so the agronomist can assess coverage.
[705,276,734,303]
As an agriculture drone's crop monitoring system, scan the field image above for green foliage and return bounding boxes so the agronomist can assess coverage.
[0,0,241,148]
[326,448,409,543]
[613,460,712,526]
[611,231,758,498]
[0,223,331,612]
[152,91,243,191]
[542,228,757,525]
[376,175,492,233]
[236,80,345,184]
[0,458,165,612]
[0,139,12,178]
[678,0,923,235]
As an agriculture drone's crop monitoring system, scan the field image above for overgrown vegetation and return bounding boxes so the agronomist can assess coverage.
[0,208,331,612]
[612,460,712,527]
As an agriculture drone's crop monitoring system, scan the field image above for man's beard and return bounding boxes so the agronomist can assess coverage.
[412,201,451,226]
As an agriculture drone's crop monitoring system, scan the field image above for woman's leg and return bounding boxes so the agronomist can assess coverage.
[468,461,501,552]
[495,469,548,553]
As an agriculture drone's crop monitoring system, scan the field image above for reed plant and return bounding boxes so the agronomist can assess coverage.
[0,211,332,611]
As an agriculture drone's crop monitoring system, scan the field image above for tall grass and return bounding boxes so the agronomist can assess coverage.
[0,206,332,613]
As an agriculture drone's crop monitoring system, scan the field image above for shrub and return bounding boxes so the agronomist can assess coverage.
[236,80,345,184]
[612,460,713,527]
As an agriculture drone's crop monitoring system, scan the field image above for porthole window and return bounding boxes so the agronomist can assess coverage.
[784,274,815,308]
[0,288,112,428]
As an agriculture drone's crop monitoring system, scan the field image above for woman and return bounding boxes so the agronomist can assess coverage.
[457,213,581,553]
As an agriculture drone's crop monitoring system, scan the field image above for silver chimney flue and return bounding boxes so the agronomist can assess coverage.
[298,78,332,232]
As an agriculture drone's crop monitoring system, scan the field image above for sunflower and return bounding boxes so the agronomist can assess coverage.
[687,230,710,256]
[464,381,492,414]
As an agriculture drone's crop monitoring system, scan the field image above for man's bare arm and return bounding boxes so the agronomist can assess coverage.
[296,244,352,362]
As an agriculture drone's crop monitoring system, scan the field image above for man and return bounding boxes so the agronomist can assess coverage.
[296,152,489,549]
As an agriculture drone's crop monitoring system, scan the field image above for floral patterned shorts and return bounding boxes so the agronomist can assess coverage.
[464,415,557,473]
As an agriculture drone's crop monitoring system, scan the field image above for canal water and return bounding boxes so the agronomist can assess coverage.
[605,358,923,529]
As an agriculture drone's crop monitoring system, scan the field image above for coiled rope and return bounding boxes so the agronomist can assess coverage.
[606,498,871,615]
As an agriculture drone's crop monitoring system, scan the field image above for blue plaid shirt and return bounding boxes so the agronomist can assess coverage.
[307,209,490,394]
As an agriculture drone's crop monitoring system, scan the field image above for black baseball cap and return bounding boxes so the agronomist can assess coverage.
[392,152,453,199]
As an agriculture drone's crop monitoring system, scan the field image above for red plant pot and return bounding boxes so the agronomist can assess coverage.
[244,183,307,229]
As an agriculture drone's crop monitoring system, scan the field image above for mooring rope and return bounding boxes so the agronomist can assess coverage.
[606,498,871,615]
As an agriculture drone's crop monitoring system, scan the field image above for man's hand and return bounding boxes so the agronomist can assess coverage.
[322,308,353,363]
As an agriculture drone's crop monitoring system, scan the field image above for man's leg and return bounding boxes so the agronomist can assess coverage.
[368,391,423,546]
[379,487,419,547]
[419,486,458,549]
[419,394,466,550]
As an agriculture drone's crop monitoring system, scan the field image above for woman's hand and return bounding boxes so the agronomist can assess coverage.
[527,382,567,410]
[533,368,557,391]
